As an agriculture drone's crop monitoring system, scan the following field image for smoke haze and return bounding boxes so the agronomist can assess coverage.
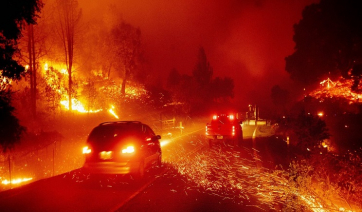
[77,0,318,107]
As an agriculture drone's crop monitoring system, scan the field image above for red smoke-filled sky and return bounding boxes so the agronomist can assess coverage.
[79,0,319,108]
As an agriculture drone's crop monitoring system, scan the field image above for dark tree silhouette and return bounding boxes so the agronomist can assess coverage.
[0,91,26,152]
[166,68,181,90]
[351,63,362,92]
[294,110,330,150]
[193,47,213,88]
[0,0,42,80]
[277,110,330,157]
[211,77,234,102]
[191,47,214,109]
[0,0,42,152]
[285,0,362,86]
[166,48,234,114]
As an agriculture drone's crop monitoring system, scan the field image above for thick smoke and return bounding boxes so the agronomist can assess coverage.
[78,0,318,107]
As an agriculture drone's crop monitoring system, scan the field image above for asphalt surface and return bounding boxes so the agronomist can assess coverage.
[0,124,290,212]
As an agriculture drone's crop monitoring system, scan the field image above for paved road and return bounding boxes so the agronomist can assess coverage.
[0,123,288,212]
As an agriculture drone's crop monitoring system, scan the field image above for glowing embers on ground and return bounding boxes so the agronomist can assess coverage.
[170,139,353,211]
[309,77,362,103]
[1,177,33,185]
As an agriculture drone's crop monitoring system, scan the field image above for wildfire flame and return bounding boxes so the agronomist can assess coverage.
[60,97,102,113]
[0,71,12,90]
[1,177,33,185]
[42,62,102,113]
[36,61,144,118]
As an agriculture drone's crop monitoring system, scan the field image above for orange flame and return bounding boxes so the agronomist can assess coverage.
[60,97,102,113]
[310,77,361,103]
[2,177,33,185]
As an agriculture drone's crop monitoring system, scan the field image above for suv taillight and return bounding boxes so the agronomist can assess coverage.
[121,146,135,154]
[83,146,92,154]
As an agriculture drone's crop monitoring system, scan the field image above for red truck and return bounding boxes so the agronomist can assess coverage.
[205,113,243,147]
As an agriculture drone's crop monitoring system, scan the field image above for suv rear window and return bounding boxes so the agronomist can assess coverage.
[87,124,142,144]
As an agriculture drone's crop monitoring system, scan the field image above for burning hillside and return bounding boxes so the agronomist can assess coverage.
[309,77,362,104]
[9,60,151,122]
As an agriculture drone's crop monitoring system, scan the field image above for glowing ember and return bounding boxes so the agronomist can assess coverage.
[310,77,362,103]
[108,105,119,119]
[2,178,33,185]
[166,133,355,211]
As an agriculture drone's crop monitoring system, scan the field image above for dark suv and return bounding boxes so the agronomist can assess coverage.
[82,121,162,179]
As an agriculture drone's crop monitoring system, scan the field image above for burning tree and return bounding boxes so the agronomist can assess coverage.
[111,21,142,95]
[53,0,82,112]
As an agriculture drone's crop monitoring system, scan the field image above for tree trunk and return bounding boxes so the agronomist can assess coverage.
[28,24,36,119]
[68,68,72,111]
[121,68,130,95]
[31,24,36,118]
[121,77,127,95]
[28,25,33,110]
